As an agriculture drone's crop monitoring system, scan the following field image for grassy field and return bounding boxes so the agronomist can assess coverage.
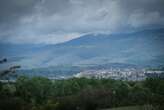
[102,106,148,110]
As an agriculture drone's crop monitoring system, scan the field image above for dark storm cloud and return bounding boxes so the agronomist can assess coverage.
[0,0,164,44]
[0,0,40,28]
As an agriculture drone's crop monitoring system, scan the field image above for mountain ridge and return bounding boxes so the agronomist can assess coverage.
[0,28,164,69]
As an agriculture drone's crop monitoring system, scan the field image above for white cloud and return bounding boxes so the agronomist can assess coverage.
[3,32,83,44]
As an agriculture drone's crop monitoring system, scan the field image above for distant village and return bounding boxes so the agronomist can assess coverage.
[74,68,164,81]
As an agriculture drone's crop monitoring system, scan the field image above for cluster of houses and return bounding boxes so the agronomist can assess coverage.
[74,68,164,80]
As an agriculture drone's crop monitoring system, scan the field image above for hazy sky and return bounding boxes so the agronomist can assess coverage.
[0,0,164,44]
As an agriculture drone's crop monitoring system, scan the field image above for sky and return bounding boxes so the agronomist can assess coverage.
[0,0,164,44]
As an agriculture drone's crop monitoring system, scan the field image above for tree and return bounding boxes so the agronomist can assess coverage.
[0,58,21,79]
[16,76,53,104]
[0,58,7,64]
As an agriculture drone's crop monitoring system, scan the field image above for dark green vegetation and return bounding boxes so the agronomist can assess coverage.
[0,77,164,110]
[102,105,155,110]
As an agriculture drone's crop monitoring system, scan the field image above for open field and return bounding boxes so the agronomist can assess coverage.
[102,106,149,110]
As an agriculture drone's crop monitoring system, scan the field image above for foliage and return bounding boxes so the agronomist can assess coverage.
[0,58,21,79]
[0,76,164,110]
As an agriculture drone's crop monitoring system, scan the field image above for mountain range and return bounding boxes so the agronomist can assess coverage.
[1,28,164,69]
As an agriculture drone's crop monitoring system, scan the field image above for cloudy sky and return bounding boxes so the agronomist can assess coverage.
[0,0,164,44]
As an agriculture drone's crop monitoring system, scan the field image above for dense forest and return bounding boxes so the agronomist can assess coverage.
[0,76,164,110]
